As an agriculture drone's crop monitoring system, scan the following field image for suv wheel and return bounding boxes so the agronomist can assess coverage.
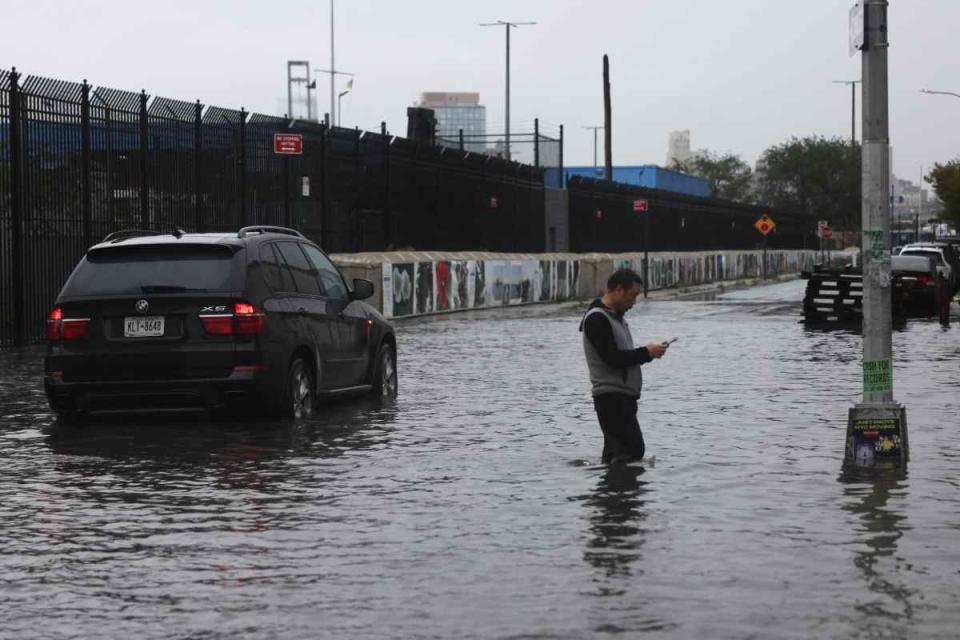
[373,344,398,398]
[285,357,315,418]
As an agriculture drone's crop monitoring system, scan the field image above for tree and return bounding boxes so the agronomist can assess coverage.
[925,159,960,226]
[671,151,753,202]
[755,136,861,230]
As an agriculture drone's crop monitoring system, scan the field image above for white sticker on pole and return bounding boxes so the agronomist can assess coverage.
[849,1,864,56]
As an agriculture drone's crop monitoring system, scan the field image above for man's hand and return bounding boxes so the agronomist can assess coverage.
[646,342,668,359]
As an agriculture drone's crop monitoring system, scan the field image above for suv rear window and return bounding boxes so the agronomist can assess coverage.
[62,245,239,296]
[901,249,945,266]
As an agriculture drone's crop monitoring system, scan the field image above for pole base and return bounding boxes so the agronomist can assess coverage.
[845,403,908,466]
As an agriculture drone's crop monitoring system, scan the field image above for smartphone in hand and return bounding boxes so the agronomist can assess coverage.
[662,337,679,346]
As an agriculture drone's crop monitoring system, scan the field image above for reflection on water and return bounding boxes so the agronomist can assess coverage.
[839,465,914,636]
[2,281,959,638]
[583,464,649,583]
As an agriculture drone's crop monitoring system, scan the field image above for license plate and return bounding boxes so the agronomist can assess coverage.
[124,316,165,338]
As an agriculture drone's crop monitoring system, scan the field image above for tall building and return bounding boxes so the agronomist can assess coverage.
[417,92,487,153]
[666,130,692,166]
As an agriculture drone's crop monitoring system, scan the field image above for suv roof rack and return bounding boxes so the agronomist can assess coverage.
[237,225,305,239]
[102,229,165,244]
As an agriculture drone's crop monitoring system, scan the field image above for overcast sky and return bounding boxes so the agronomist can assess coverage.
[3,0,958,182]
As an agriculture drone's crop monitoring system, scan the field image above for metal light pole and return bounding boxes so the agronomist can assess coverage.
[846,0,908,466]
[582,126,603,176]
[315,69,354,125]
[337,83,352,127]
[920,88,960,100]
[833,79,861,143]
[330,0,335,125]
[480,20,536,162]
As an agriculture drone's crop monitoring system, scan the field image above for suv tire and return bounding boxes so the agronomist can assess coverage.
[372,343,398,398]
[284,357,315,418]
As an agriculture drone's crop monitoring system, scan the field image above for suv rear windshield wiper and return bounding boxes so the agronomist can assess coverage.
[140,285,210,293]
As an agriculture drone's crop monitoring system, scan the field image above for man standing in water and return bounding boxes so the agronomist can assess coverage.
[580,268,668,463]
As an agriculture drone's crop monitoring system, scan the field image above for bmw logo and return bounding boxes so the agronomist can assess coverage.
[136,299,150,313]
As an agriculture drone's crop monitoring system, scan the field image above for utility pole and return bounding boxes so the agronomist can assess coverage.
[833,79,861,144]
[582,126,603,176]
[330,0,335,125]
[602,54,612,181]
[480,20,536,162]
[918,164,924,241]
[846,0,908,466]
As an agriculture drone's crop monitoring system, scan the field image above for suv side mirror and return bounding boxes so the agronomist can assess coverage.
[351,278,375,300]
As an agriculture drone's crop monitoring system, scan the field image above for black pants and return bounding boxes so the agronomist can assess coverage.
[593,393,645,464]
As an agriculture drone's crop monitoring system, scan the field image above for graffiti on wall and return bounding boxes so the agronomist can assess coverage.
[614,251,817,291]
[382,259,580,318]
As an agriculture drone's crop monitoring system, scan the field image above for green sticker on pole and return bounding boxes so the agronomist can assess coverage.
[863,358,893,393]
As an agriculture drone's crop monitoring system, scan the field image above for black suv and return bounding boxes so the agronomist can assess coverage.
[44,226,397,418]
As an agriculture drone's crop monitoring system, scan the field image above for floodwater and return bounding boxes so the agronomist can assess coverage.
[1,280,959,639]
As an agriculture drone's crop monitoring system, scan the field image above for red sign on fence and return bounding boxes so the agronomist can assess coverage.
[273,133,303,155]
[633,199,649,213]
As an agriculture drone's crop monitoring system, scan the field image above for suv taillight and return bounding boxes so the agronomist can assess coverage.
[200,302,264,336]
[917,274,934,285]
[47,307,90,342]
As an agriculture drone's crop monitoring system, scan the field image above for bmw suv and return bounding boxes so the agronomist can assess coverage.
[44,226,397,419]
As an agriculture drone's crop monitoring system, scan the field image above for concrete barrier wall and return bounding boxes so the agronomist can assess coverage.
[332,250,819,319]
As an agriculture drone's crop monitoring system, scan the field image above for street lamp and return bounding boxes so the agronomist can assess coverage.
[920,88,960,99]
[337,78,353,127]
[832,79,861,144]
[480,20,536,162]
[314,69,354,125]
[582,126,604,176]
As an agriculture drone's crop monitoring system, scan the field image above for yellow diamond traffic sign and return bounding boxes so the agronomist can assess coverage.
[755,214,776,236]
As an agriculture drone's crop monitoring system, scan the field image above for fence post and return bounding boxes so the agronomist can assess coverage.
[382,121,391,250]
[80,80,92,249]
[458,128,464,153]
[239,107,247,228]
[283,152,290,228]
[319,122,328,249]
[558,124,564,188]
[534,118,540,168]
[9,68,25,346]
[139,90,149,229]
[194,100,203,232]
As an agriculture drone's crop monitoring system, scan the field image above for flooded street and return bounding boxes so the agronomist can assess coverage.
[2,280,959,639]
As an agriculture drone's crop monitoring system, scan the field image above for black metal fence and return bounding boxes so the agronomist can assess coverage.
[0,68,548,346]
[436,120,562,187]
[567,176,819,253]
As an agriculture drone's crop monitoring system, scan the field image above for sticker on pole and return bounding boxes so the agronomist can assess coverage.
[754,214,776,236]
[633,199,648,213]
[849,0,865,57]
[274,133,303,155]
[863,358,893,394]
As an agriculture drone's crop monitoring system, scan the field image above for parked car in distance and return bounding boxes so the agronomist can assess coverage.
[898,242,960,296]
[891,254,939,315]
[44,226,397,419]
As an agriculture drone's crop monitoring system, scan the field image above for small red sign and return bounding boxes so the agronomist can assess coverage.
[274,133,303,155]
[633,199,649,213]
[822,226,833,239]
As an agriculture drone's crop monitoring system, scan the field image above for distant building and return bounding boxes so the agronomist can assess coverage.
[666,130,691,166]
[665,129,707,167]
[417,92,487,153]
[563,165,711,198]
